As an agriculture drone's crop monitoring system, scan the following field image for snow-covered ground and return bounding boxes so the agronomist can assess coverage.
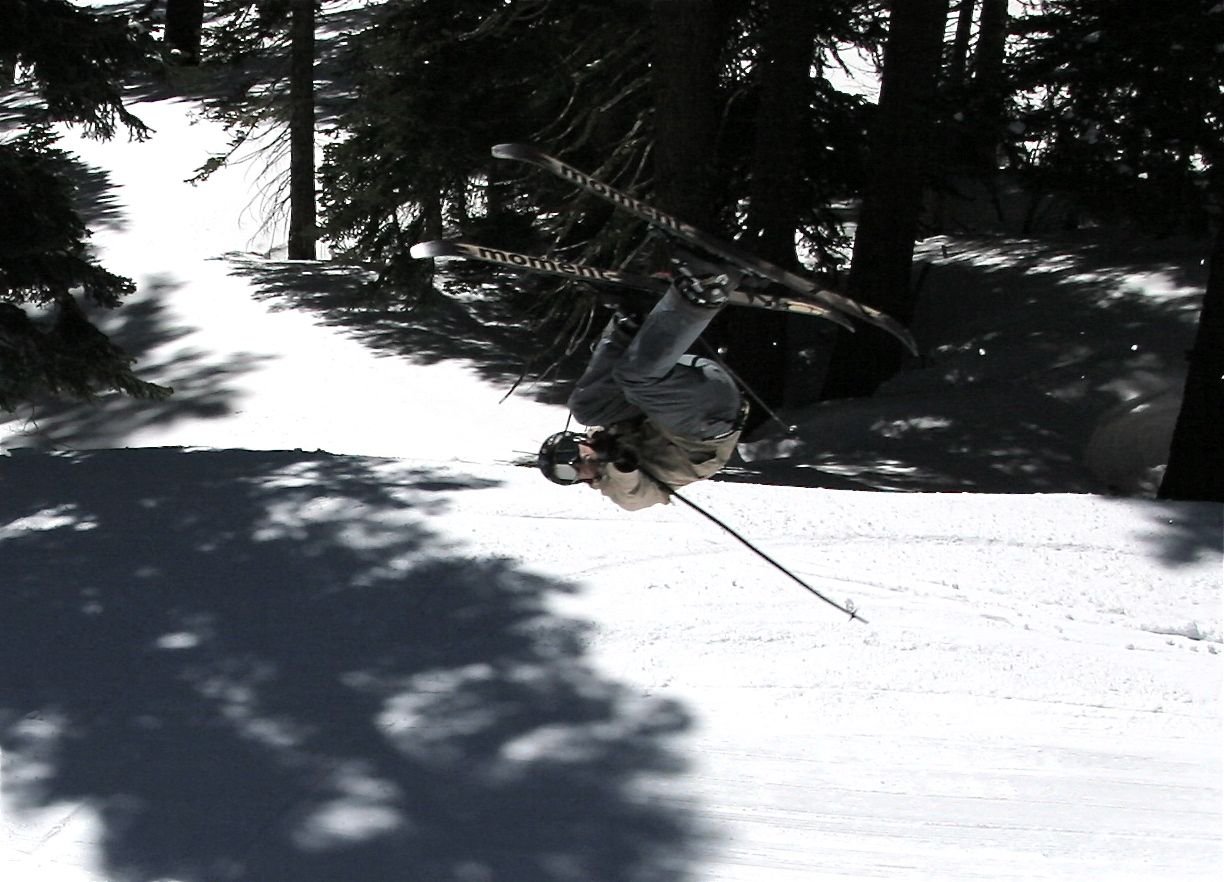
[2,94,1221,882]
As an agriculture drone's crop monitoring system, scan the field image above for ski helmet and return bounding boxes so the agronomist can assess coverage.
[538,430,590,485]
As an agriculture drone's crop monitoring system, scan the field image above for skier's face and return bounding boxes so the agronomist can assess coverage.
[572,442,602,483]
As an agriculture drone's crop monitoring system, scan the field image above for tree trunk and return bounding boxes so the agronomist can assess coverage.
[1158,225,1224,501]
[649,0,730,228]
[287,0,316,261]
[651,0,833,426]
[734,0,820,415]
[164,0,205,65]
[968,0,1009,170]
[820,0,949,400]
[745,0,816,266]
[947,0,977,91]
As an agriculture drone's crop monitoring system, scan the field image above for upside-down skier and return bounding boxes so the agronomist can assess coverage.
[537,255,750,510]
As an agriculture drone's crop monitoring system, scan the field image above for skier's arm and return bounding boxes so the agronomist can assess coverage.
[594,463,672,511]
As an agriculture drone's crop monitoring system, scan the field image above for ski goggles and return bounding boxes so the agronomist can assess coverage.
[538,431,590,485]
[551,459,584,484]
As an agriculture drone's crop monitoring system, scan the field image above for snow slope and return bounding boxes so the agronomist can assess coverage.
[2,93,1221,882]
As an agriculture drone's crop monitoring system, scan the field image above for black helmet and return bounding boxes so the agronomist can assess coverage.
[538,430,590,485]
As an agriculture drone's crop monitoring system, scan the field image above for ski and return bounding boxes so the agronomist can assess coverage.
[491,142,919,355]
[410,239,839,320]
[411,240,667,293]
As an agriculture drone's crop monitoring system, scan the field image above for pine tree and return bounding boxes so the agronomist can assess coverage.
[287,0,316,259]
[1009,0,1217,234]
[1009,0,1222,499]
[187,1,328,261]
[319,0,653,297]
[0,0,169,410]
[820,0,950,400]
[318,0,888,409]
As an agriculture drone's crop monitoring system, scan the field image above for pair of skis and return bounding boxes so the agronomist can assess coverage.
[410,144,918,355]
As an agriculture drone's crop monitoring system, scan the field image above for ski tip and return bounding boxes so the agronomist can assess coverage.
[898,331,919,357]
[491,142,538,161]
[410,240,450,259]
[873,316,918,355]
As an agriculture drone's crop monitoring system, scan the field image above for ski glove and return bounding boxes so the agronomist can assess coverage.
[589,429,639,473]
[611,446,639,473]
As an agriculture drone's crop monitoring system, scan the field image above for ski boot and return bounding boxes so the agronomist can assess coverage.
[598,292,653,345]
[669,250,742,309]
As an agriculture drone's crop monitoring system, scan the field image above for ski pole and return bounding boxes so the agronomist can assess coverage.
[666,484,866,624]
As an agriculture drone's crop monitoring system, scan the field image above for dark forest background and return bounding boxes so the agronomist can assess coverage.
[1,0,1220,500]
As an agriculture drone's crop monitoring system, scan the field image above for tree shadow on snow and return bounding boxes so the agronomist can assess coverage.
[0,448,696,882]
[64,153,130,233]
[3,128,267,451]
[1137,501,1224,569]
[226,257,583,407]
[3,276,270,450]
[737,233,1210,497]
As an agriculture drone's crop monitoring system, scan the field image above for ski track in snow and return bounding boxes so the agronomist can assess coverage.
[0,94,1220,882]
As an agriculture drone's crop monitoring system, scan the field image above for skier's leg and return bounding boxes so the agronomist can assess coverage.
[567,318,642,427]
[618,356,742,439]
[572,277,737,433]
[612,287,720,386]
[610,288,742,439]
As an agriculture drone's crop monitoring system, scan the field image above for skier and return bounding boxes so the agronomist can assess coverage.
[537,256,749,510]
